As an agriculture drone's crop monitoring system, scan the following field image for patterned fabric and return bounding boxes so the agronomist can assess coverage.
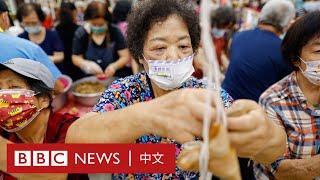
[0,112,88,180]
[254,72,320,180]
[92,71,233,179]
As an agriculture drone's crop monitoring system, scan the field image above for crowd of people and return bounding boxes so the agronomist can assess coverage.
[0,0,319,179]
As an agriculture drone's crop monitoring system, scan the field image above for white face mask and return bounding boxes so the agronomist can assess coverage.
[299,57,320,86]
[145,55,195,90]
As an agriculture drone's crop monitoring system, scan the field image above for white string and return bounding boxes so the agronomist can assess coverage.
[199,0,228,179]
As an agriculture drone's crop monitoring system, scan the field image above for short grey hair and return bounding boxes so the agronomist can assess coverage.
[259,0,295,32]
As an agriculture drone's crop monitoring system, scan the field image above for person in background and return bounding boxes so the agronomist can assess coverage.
[0,58,88,180]
[17,3,65,71]
[222,0,295,178]
[56,2,82,80]
[0,0,63,95]
[254,11,320,180]
[42,6,54,29]
[0,0,11,32]
[223,0,295,102]
[75,1,86,25]
[113,0,139,74]
[295,7,308,20]
[112,0,131,35]
[211,6,236,72]
[72,0,131,79]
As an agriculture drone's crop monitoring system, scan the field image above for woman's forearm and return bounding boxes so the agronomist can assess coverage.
[50,52,64,64]
[253,124,287,164]
[113,57,129,70]
[275,155,320,180]
[72,54,86,68]
[112,49,130,70]
[65,103,151,144]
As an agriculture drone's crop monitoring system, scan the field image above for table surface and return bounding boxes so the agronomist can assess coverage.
[56,93,94,117]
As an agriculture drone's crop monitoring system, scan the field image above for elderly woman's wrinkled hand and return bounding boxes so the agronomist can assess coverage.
[226,100,281,160]
[143,88,216,143]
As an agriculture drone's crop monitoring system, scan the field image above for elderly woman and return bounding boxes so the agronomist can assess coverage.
[93,0,231,178]
[254,11,320,180]
[101,0,232,177]
[0,58,87,180]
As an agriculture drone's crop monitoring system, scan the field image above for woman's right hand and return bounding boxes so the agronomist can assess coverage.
[79,60,103,75]
[140,89,216,143]
[66,89,215,144]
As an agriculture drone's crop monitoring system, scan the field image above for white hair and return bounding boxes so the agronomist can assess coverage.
[259,0,295,31]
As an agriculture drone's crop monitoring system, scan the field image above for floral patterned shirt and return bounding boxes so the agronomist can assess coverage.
[92,71,233,180]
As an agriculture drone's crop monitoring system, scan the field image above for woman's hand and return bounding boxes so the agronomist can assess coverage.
[142,88,216,143]
[66,89,216,144]
[79,60,103,75]
[227,99,287,164]
[104,63,117,78]
[49,52,64,64]
[53,79,65,95]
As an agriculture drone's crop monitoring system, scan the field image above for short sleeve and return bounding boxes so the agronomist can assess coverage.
[46,113,78,143]
[72,27,88,55]
[18,31,28,39]
[110,25,126,51]
[51,30,64,52]
[256,95,291,175]
[220,88,233,108]
[92,80,129,113]
[259,96,284,128]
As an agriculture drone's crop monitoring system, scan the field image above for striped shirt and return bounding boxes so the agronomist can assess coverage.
[254,72,320,180]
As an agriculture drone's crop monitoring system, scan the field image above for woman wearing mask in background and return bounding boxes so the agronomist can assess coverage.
[17,3,65,71]
[113,0,140,75]
[72,0,130,79]
[56,2,82,80]
[254,11,320,180]
[210,6,236,73]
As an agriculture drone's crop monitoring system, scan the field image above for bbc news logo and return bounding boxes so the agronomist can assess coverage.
[14,151,68,167]
[7,144,175,173]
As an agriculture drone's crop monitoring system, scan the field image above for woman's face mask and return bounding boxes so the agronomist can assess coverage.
[299,57,320,86]
[142,15,195,90]
[0,89,42,132]
[91,24,108,34]
[211,27,227,38]
[25,25,42,34]
[145,54,195,90]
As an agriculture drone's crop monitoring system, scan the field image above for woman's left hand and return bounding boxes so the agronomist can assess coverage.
[104,64,117,78]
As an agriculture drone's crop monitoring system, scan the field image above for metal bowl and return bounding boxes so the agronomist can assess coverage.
[72,76,115,107]
[52,75,73,112]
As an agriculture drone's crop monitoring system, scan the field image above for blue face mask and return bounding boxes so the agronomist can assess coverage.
[91,25,108,34]
[25,25,42,34]
[211,27,227,38]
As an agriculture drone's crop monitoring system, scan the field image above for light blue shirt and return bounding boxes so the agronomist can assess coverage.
[0,33,61,80]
